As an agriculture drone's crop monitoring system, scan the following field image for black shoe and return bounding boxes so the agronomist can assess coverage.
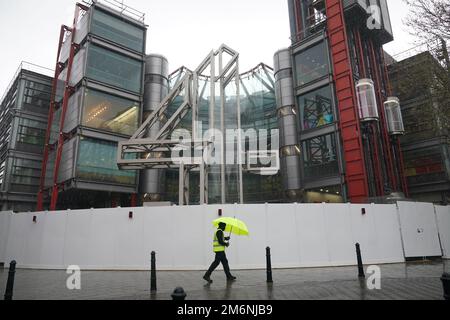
[203,275,213,283]
[227,276,237,282]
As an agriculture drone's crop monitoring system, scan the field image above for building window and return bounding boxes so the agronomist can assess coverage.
[91,9,145,53]
[10,158,42,193]
[305,185,343,203]
[302,133,339,179]
[77,137,136,185]
[82,89,139,136]
[404,146,446,185]
[294,41,330,87]
[22,80,52,114]
[298,85,334,130]
[0,160,6,186]
[86,44,143,94]
[16,118,47,147]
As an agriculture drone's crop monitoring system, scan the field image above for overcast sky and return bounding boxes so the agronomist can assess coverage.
[0,0,418,96]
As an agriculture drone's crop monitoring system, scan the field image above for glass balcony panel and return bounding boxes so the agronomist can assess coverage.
[86,44,143,93]
[82,89,139,136]
[91,9,145,53]
[77,137,136,185]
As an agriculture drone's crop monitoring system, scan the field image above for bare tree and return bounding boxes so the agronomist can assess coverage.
[403,0,450,43]
[402,0,450,110]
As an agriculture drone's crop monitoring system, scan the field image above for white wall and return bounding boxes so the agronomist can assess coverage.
[435,205,450,259]
[397,202,442,258]
[0,203,410,271]
[0,211,12,264]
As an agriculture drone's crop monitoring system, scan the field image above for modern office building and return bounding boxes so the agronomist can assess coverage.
[37,0,147,210]
[0,63,53,212]
[2,0,417,210]
[275,0,408,203]
[389,51,450,204]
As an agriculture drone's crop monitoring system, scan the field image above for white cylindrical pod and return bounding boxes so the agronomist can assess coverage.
[384,97,405,135]
[356,79,379,122]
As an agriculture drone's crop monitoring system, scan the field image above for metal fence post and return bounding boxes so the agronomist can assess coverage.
[151,251,157,293]
[266,247,273,283]
[356,243,365,278]
[4,260,16,301]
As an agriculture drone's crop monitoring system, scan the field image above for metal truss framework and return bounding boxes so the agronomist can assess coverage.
[117,45,244,205]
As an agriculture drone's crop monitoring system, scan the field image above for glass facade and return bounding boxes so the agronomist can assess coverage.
[304,185,344,203]
[86,44,142,93]
[91,9,145,52]
[302,133,339,179]
[16,118,47,151]
[404,146,446,185]
[77,137,136,185]
[299,85,334,130]
[82,89,139,136]
[294,41,330,87]
[163,65,282,204]
[22,80,52,115]
[10,157,42,193]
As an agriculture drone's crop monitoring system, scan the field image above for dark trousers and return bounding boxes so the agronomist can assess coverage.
[205,252,233,278]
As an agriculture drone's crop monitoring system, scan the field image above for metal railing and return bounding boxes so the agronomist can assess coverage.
[83,0,145,23]
[391,39,450,64]
[0,62,54,107]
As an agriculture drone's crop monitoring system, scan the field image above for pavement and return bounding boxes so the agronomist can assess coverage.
[0,260,448,300]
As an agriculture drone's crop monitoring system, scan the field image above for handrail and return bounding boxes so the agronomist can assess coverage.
[0,62,54,107]
[83,0,145,23]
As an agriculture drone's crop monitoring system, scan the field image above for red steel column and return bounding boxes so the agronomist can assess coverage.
[380,48,409,197]
[36,26,70,212]
[368,39,398,191]
[294,0,303,42]
[325,0,369,203]
[50,3,88,210]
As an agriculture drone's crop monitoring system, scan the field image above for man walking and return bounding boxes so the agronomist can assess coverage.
[203,222,237,283]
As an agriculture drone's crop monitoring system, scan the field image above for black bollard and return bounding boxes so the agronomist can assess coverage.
[151,251,157,293]
[441,273,450,300]
[171,287,187,300]
[4,260,16,301]
[266,247,273,283]
[356,243,365,278]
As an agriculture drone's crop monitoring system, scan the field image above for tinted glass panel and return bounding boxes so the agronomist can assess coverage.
[302,133,339,179]
[22,80,52,114]
[86,45,142,93]
[16,118,47,152]
[10,158,42,193]
[91,9,145,52]
[83,89,139,136]
[299,85,334,130]
[294,42,329,87]
[77,137,136,185]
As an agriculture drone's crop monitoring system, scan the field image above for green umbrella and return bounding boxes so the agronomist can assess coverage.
[213,217,249,237]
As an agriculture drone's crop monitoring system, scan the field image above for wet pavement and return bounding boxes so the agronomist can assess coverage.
[0,261,448,300]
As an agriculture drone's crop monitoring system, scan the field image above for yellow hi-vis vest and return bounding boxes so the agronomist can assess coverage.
[213,230,226,253]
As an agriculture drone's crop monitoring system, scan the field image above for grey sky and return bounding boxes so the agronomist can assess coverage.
[0,0,418,96]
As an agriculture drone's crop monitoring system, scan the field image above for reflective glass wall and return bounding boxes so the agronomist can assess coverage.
[299,85,334,130]
[164,65,282,204]
[82,89,139,136]
[91,9,145,52]
[77,137,136,185]
[294,41,330,87]
[302,133,339,179]
[86,44,143,94]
